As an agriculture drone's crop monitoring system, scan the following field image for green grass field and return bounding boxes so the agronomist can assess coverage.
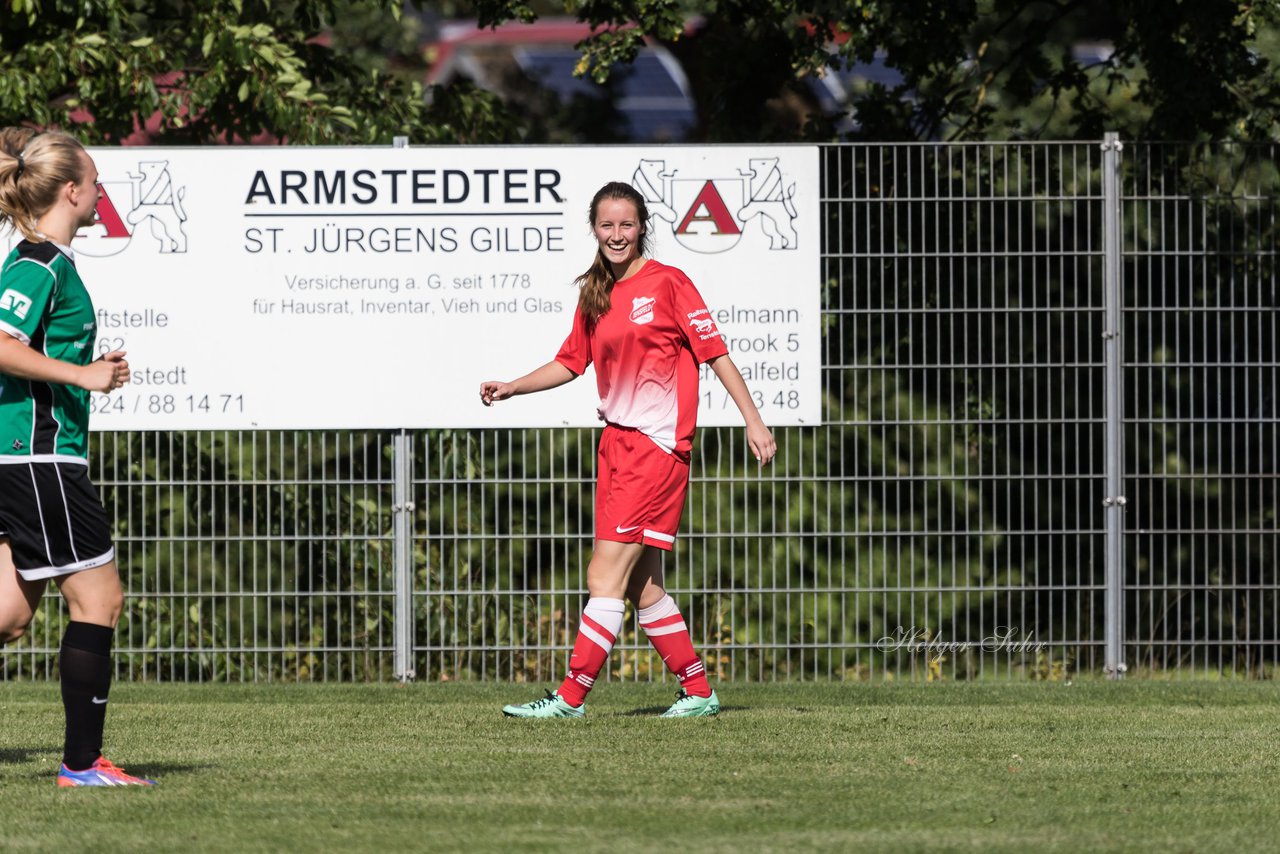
[2,682,1279,852]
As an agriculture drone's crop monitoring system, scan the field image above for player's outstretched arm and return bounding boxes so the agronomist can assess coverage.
[480,360,577,406]
[708,354,777,465]
[0,335,129,393]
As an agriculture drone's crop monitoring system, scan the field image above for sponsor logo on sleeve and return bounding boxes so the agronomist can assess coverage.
[0,288,31,320]
[687,308,722,341]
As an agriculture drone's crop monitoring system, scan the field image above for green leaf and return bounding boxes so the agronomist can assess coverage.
[237,80,250,102]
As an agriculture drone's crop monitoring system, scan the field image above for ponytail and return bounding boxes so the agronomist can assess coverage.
[0,129,86,242]
[575,250,614,322]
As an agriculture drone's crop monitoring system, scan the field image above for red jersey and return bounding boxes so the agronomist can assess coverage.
[555,260,728,457]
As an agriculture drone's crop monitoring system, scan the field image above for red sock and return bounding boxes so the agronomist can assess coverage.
[638,595,711,698]
[556,598,625,707]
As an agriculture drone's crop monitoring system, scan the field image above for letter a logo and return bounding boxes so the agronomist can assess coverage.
[93,186,131,239]
[669,178,745,254]
[676,181,742,237]
[76,183,134,257]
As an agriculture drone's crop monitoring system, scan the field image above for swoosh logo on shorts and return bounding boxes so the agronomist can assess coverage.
[91,697,108,705]
[615,525,641,534]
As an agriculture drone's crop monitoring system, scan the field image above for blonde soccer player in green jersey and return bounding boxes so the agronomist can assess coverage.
[0,128,154,787]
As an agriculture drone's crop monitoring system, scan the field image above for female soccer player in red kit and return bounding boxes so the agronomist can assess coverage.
[480,181,776,717]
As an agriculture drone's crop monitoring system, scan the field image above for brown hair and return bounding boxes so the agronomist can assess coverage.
[575,181,653,323]
[0,129,87,242]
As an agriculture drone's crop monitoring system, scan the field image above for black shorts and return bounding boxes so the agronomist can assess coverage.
[0,460,115,581]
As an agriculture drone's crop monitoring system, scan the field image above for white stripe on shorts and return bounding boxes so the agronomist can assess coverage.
[27,463,53,567]
[52,460,79,562]
[15,547,115,582]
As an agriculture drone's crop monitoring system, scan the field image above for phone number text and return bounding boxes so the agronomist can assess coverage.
[90,393,246,416]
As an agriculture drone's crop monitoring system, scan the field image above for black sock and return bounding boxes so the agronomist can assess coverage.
[60,621,115,771]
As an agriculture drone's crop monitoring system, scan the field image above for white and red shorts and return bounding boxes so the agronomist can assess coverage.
[595,424,690,551]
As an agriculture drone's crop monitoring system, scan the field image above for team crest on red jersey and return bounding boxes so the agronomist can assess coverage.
[76,160,189,258]
[632,157,799,255]
[630,296,656,324]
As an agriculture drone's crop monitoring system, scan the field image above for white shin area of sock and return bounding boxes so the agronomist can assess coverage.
[637,594,681,627]
[582,597,626,642]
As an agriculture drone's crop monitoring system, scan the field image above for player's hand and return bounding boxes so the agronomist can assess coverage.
[81,351,130,393]
[746,422,776,466]
[479,380,515,406]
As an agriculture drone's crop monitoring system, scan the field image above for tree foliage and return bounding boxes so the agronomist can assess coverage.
[473,0,1280,142]
[0,0,525,144]
[4,1,1279,145]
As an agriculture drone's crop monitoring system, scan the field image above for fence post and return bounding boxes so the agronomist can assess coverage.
[392,429,416,681]
[390,135,415,682]
[1101,132,1127,680]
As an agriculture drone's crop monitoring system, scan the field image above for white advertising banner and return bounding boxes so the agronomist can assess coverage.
[48,145,821,430]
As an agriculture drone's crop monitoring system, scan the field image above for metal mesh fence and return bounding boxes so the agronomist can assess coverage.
[1123,143,1280,677]
[3,431,400,681]
[817,142,1108,680]
[2,140,1276,682]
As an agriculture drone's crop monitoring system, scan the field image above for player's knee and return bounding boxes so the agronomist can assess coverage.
[77,585,125,628]
[103,587,125,626]
[0,620,30,645]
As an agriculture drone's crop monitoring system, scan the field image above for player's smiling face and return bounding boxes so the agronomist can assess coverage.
[593,198,643,274]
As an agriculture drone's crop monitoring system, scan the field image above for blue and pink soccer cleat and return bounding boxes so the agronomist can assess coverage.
[56,756,156,787]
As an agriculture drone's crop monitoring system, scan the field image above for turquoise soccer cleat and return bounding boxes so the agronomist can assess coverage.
[502,690,586,718]
[660,689,720,718]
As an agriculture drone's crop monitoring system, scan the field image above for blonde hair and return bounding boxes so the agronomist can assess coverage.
[0,129,87,242]
[575,182,653,324]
